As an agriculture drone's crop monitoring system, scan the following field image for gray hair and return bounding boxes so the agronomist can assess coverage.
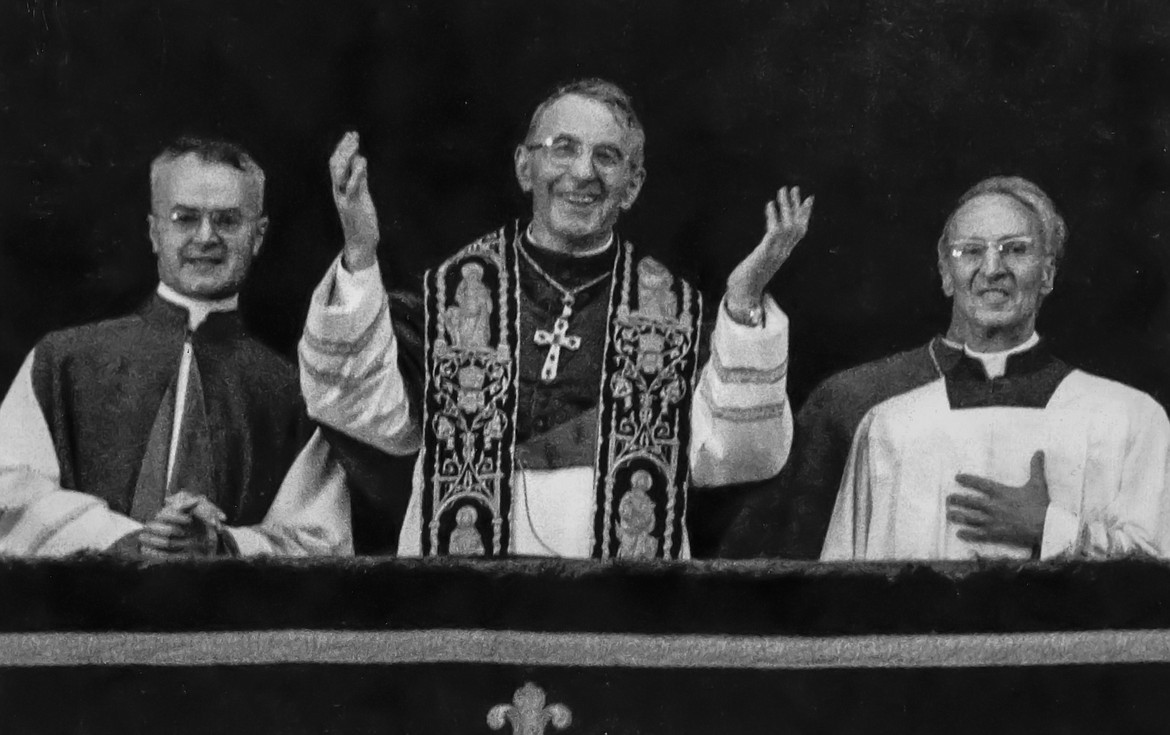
[524,78,646,173]
[149,136,266,214]
[938,176,1067,263]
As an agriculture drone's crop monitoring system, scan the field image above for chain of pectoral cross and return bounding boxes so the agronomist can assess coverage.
[518,241,612,382]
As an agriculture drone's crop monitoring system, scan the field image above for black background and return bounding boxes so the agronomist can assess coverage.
[3,663,1168,734]
[3,0,1170,411]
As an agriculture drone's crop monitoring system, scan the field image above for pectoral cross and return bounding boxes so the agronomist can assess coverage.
[533,298,581,382]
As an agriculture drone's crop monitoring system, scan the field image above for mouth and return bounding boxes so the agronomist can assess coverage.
[976,288,1011,305]
[557,190,602,207]
[182,254,227,269]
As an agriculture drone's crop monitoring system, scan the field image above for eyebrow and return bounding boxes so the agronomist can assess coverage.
[952,232,1033,240]
[547,131,625,146]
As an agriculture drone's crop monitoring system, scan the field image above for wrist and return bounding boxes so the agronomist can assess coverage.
[105,530,145,557]
[724,288,765,327]
[215,527,240,557]
[343,243,378,273]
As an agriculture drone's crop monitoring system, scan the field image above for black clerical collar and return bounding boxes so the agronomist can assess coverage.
[156,283,239,327]
[930,336,964,373]
[140,294,245,340]
[949,338,1052,380]
[940,337,1073,409]
[519,225,618,289]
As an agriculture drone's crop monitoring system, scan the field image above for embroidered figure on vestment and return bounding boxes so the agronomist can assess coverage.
[591,244,704,560]
[443,262,493,349]
[422,225,701,559]
[449,505,486,556]
[616,469,659,559]
[422,227,519,556]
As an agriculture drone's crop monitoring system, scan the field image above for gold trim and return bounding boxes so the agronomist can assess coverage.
[699,378,789,422]
[422,226,517,556]
[710,347,788,385]
[302,295,390,357]
[593,250,703,559]
[0,628,1162,669]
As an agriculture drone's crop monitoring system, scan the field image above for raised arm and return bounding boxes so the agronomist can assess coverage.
[298,132,423,456]
[689,187,813,487]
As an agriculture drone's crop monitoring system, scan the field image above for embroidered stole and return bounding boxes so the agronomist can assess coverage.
[421,224,703,558]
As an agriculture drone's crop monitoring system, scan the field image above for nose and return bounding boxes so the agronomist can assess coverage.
[194,214,221,243]
[568,149,597,179]
[979,246,1007,277]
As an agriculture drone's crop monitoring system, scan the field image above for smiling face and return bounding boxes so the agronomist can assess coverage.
[148,154,267,300]
[514,93,645,254]
[939,193,1055,349]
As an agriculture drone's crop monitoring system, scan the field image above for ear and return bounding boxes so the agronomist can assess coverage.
[148,214,162,255]
[514,145,534,193]
[619,167,646,211]
[938,257,955,297]
[1039,257,1056,296]
[252,215,269,256]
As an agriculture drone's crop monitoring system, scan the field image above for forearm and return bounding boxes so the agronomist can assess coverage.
[0,355,142,555]
[689,295,792,487]
[1040,504,1160,559]
[299,255,421,455]
[1040,404,1170,560]
[0,466,141,555]
[222,430,353,557]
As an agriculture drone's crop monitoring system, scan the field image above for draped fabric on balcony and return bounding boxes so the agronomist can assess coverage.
[1,557,1169,733]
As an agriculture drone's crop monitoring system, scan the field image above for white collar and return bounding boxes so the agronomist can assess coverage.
[525,224,614,258]
[156,283,239,330]
[963,332,1040,379]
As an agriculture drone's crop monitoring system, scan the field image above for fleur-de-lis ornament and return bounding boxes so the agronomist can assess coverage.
[487,682,572,735]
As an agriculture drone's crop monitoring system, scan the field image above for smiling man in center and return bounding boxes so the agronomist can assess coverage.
[300,78,813,558]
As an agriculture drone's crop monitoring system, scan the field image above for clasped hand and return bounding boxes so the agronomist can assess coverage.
[139,491,228,558]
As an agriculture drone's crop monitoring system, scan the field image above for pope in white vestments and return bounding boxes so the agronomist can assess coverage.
[823,176,1170,561]
[299,79,813,558]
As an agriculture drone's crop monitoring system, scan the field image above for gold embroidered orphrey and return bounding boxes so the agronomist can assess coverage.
[591,249,702,559]
[487,682,572,735]
[420,224,703,558]
[422,227,519,556]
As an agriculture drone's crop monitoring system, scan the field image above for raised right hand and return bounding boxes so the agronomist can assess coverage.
[330,131,380,272]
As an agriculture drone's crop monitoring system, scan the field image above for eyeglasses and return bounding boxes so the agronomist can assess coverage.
[524,134,630,174]
[162,207,251,236]
[948,235,1043,264]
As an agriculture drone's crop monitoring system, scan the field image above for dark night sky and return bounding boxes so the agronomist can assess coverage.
[3,0,1170,410]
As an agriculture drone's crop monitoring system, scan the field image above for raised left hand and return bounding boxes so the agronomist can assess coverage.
[725,186,815,311]
[139,491,227,558]
[947,450,1050,549]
